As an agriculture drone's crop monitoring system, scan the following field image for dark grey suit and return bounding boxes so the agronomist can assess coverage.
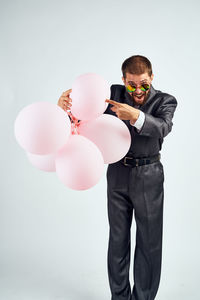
[104,85,177,300]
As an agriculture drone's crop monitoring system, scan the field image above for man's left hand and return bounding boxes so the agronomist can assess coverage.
[105,99,140,124]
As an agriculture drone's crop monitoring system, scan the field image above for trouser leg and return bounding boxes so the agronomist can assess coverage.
[130,161,164,300]
[107,163,133,300]
[106,161,164,300]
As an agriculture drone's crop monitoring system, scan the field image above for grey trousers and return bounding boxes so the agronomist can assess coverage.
[106,160,164,300]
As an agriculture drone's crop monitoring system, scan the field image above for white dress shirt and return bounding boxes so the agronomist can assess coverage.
[129,109,145,132]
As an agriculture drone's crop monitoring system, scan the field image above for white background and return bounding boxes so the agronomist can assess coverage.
[0,0,199,299]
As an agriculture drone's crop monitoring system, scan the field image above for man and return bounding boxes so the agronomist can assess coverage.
[57,55,178,300]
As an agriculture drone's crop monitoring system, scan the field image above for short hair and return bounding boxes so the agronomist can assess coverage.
[121,55,153,78]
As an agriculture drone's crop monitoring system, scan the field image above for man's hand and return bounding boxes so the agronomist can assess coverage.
[57,89,72,111]
[105,99,140,124]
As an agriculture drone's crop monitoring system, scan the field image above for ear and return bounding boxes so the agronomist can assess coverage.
[150,74,154,82]
[122,76,125,84]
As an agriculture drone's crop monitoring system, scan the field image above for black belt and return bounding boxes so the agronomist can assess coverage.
[122,154,160,167]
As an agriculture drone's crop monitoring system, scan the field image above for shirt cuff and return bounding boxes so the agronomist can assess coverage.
[130,110,145,131]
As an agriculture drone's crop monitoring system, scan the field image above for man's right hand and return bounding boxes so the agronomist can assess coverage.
[57,89,72,111]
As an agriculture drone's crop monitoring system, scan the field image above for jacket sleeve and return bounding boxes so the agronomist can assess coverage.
[104,84,118,116]
[138,95,178,138]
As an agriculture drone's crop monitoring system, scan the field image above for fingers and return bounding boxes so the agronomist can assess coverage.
[59,102,71,111]
[106,99,121,115]
[58,97,72,111]
[61,89,72,105]
[110,107,122,120]
[58,89,72,111]
[110,106,118,113]
[62,89,72,97]
[62,96,72,104]
[64,103,72,111]
[105,99,122,107]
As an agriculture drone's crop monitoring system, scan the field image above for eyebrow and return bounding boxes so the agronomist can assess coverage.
[128,80,148,85]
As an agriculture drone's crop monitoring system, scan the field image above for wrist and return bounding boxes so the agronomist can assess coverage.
[130,109,140,124]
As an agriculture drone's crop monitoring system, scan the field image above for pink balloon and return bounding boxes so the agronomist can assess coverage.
[78,114,131,164]
[55,135,104,190]
[14,102,71,155]
[26,152,56,172]
[70,73,109,120]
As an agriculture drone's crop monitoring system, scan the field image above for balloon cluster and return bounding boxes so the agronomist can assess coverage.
[14,73,131,190]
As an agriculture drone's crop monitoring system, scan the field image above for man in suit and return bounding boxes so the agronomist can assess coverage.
[57,55,178,300]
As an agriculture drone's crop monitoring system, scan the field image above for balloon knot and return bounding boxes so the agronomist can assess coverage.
[67,111,80,135]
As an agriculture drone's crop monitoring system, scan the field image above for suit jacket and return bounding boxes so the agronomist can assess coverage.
[104,84,178,158]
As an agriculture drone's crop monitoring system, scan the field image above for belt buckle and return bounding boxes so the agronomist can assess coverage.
[124,156,133,166]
